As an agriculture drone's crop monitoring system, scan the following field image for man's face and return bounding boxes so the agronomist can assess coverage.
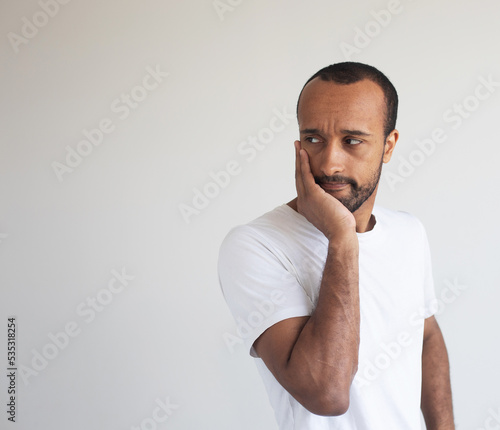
[297,78,397,213]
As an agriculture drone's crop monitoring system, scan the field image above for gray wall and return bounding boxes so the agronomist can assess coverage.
[1,0,499,429]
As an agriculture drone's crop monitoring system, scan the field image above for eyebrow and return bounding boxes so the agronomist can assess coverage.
[300,128,372,137]
[300,128,322,135]
[340,129,372,137]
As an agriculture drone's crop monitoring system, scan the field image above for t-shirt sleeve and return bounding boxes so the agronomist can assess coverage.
[417,220,438,319]
[218,225,314,357]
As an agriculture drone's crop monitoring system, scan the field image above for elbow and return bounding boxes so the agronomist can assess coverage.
[295,382,352,417]
[287,362,358,416]
[307,365,357,416]
[302,391,350,416]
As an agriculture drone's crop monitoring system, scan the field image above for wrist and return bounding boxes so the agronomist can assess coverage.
[328,232,359,251]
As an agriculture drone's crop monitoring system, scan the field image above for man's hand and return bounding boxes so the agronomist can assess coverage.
[294,140,356,240]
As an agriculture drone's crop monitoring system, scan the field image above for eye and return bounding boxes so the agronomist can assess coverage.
[345,138,362,145]
[305,137,321,144]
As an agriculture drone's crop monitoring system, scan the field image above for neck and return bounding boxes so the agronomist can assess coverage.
[352,199,376,233]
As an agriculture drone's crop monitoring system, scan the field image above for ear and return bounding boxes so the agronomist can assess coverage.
[383,129,399,163]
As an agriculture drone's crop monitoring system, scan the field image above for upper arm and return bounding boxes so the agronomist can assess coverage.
[423,315,442,344]
[253,307,354,416]
[253,315,348,415]
[421,316,454,427]
[253,316,310,380]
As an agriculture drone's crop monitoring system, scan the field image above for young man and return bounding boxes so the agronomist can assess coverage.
[218,62,454,429]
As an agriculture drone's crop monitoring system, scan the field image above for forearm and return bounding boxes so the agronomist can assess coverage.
[283,234,360,413]
[421,320,455,429]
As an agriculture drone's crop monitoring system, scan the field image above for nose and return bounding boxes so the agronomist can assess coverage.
[317,141,346,177]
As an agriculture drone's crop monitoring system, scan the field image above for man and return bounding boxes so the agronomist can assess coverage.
[218,62,454,429]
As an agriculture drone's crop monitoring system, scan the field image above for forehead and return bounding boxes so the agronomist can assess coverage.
[298,78,386,133]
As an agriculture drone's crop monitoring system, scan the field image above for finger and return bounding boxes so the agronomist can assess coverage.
[299,146,317,194]
[294,140,306,196]
[294,140,301,178]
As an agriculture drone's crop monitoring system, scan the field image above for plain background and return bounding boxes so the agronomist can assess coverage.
[1,0,499,429]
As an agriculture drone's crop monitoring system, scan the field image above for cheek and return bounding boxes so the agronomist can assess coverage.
[302,149,322,176]
[348,151,382,183]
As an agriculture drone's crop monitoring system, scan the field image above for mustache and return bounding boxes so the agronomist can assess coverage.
[314,174,357,188]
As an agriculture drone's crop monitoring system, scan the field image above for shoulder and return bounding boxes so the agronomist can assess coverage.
[374,205,426,232]
[372,205,430,248]
[220,204,318,253]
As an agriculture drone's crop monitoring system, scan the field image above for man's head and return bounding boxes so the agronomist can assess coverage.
[297,62,398,138]
[296,62,399,213]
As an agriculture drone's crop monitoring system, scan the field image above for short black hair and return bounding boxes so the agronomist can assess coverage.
[296,62,398,138]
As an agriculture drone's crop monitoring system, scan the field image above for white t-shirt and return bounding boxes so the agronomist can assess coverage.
[218,204,437,430]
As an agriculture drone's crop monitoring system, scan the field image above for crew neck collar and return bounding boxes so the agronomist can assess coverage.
[279,203,381,240]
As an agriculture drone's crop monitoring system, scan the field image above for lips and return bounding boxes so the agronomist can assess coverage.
[320,182,349,191]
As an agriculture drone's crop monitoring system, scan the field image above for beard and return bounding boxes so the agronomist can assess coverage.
[314,154,384,213]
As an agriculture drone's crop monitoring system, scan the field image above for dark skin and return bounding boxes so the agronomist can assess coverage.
[253,78,455,427]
